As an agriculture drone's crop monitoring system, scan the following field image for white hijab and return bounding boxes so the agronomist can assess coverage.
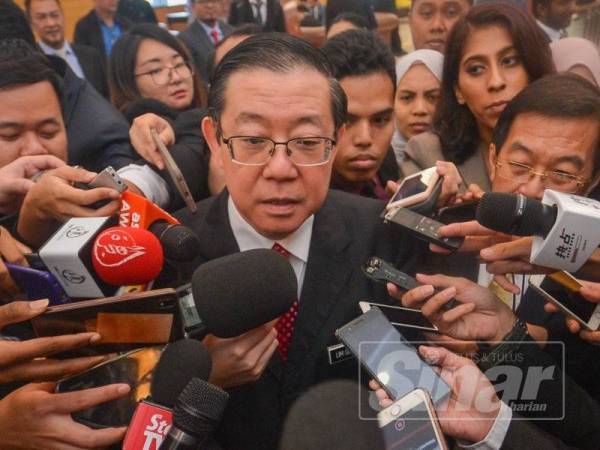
[551,37,600,86]
[393,49,444,162]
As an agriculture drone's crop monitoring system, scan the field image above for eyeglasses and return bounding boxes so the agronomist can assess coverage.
[495,160,588,193]
[135,61,194,87]
[220,134,336,166]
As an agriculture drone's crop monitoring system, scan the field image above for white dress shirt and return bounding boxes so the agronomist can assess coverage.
[228,196,313,299]
[249,0,267,25]
[536,19,565,42]
[39,41,85,79]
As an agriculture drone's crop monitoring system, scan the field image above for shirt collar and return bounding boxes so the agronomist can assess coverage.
[199,19,220,32]
[227,196,313,263]
[38,40,73,56]
[536,19,563,41]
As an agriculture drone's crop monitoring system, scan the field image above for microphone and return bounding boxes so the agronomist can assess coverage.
[280,380,384,450]
[92,226,164,286]
[179,248,298,339]
[122,339,212,450]
[476,190,600,271]
[120,191,201,262]
[159,378,229,450]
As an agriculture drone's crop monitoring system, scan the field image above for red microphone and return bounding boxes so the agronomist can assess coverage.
[122,400,173,450]
[92,227,164,286]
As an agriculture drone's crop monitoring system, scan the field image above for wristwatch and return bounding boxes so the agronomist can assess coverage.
[477,318,529,372]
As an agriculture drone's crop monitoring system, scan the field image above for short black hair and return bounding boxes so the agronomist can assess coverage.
[321,29,396,88]
[0,0,37,46]
[24,0,62,16]
[209,32,347,133]
[0,38,62,102]
[494,73,600,176]
[327,12,370,31]
[214,23,263,53]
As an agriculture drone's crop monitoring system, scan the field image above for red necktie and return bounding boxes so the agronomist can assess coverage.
[272,243,299,362]
[211,29,219,45]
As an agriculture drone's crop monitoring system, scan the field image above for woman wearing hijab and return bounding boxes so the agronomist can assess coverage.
[392,49,444,166]
[551,37,600,86]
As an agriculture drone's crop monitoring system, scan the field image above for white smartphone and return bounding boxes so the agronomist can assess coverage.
[386,167,440,210]
[359,301,438,333]
[529,272,600,330]
[378,388,448,450]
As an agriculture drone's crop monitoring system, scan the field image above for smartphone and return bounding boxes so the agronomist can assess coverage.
[384,207,464,251]
[387,167,440,210]
[5,262,70,306]
[335,307,451,404]
[378,388,448,450]
[31,288,182,353]
[529,272,600,330]
[436,200,479,224]
[55,346,164,428]
[73,166,127,209]
[359,302,438,333]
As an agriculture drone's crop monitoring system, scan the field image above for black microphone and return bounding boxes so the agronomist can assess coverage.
[280,380,385,450]
[122,339,212,450]
[180,248,298,339]
[159,378,229,450]
[476,192,557,237]
[149,221,201,262]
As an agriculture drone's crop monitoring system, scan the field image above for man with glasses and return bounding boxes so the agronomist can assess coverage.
[170,33,415,450]
[180,0,234,84]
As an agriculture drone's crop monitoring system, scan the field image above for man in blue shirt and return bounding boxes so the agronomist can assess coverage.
[74,0,132,61]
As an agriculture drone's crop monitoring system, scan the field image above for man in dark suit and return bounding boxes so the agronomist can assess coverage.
[168,33,416,449]
[74,0,132,60]
[179,0,234,85]
[26,0,109,98]
[228,0,286,32]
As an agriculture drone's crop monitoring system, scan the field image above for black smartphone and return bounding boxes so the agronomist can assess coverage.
[335,307,451,403]
[384,207,464,251]
[359,302,438,333]
[55,346,164,428]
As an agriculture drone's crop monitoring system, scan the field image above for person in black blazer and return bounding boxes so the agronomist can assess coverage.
[74,4,132,60]
[161,34,417,450]
[179,0,234,86]
[26,0,110,97]
[228,0,286,32]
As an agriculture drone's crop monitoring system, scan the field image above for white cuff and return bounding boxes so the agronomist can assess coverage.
[117,164,170,208]
[458,401,513,450]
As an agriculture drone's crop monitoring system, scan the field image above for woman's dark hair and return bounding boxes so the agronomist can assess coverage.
[325,0,377,30]
[327,12,370,32]
[109,23,207,112]
[434,2,555,165]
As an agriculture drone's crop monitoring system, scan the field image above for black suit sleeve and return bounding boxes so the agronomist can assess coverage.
[272,1,287,32]
[228,2,240,26]
[501,417,576,450]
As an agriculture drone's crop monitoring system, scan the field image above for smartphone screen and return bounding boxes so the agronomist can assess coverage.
[389,167,436,204]
[539,276,596,323]
[381,403,444,450]
[336,308,451,403]
[56,346,164,428]
[361,302,438,333]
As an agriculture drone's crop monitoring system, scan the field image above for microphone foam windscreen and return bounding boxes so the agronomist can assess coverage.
[280,380,384,450]
[149,222,201,262]
[173,378,229,436]
[92,227,164,286]
[151,339,212,408]
[192,249,298,338]
[476,192,542,236]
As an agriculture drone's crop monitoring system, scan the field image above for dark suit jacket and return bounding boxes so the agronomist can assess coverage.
[228,0,286,32]
[501,418,575,449]
[73,9,132,60]
[179,19,234,84]
[71,43,109,98]
[48,56,137,172]
[171,189,417,449]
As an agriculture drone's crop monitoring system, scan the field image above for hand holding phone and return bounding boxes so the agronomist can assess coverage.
[378,388,448,450]
[387,167,440,211]
[335,307,451,403]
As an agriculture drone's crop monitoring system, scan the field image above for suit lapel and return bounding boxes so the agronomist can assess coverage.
[284,195,353,378]
[196,189,239,260]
